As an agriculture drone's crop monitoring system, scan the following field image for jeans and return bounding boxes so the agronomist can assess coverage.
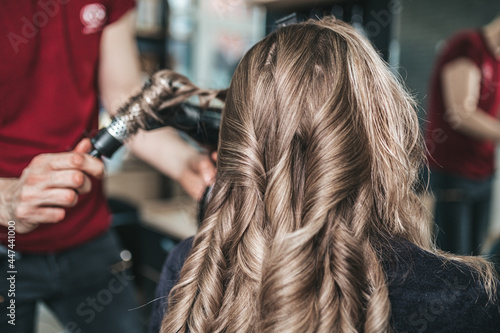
[0,230,142,333]
[431,170,493,255]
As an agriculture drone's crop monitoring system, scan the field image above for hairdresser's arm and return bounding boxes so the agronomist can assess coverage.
[442,58,500,142]
[0,139,104,233]
[98,10,215,200]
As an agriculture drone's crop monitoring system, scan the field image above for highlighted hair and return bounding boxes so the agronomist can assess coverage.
[161,18,496,333]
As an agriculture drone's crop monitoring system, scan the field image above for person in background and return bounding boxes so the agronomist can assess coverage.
[425,14,500,255]
[0,1,215,332]
[149,18,499,333]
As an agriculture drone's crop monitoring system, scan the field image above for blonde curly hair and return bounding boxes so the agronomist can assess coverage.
[160,18,496,333]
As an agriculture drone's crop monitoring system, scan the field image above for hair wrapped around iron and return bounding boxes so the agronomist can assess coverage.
[89,70,226,158]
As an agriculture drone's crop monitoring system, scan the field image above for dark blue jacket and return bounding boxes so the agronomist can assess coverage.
[149,237,500,332]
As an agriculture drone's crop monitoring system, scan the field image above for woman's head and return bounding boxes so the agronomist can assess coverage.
[219,18,426,243]
[162,18,428,333]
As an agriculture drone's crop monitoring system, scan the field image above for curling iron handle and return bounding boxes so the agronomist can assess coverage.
[89,128,123,159]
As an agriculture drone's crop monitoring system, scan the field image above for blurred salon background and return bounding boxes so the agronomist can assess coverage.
[36,0,500,331]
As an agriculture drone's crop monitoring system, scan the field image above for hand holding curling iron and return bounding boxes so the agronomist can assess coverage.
[0,139,104,233]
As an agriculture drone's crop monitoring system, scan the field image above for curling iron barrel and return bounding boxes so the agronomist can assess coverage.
[89,70,222,158]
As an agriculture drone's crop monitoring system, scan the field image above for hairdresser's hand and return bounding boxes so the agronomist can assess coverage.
[178,153,216,201]
[0,139,104,234]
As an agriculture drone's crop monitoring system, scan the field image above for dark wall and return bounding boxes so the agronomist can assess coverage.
[265,0,396,61]
[398,0,500,115]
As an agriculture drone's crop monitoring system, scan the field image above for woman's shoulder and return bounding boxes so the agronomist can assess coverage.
[157,236,194,298]
[383,238,500,332]
[148,237,194,333]
[164,237,195,273]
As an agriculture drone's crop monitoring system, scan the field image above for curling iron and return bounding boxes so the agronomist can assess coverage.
[89,70,223,159]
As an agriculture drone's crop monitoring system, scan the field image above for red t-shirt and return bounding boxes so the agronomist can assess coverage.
[0,0,135,252]
[425,30,500,179]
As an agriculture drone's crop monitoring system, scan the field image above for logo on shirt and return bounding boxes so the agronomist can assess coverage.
[80,3,107,34]
[482,63,494,82]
